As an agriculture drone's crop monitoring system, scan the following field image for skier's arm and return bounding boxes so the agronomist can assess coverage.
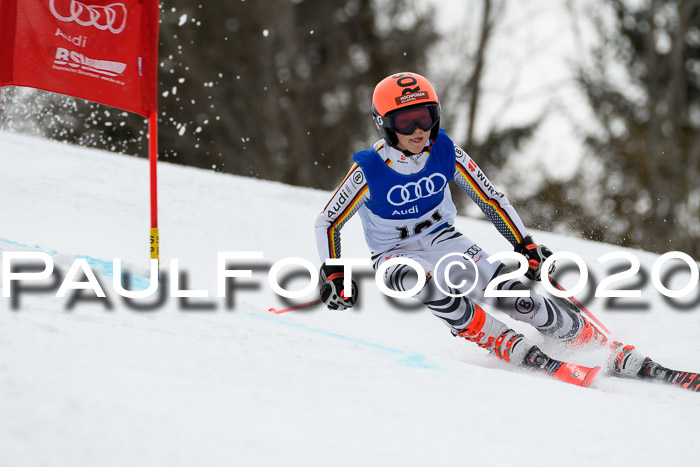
[452,144,529,246]
[314,163,369,262]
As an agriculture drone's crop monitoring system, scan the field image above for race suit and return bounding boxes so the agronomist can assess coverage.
[314,129,601,362]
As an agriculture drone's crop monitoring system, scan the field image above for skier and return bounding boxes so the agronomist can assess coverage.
[313,72,648,381]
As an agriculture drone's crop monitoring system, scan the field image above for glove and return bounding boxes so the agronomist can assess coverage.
[319,263,358,310]
[514,235,553,281]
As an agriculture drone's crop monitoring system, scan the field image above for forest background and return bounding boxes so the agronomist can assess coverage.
[1,0,699,257]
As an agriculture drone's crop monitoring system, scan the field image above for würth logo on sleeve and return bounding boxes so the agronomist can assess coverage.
[395,91,429,106]
[50,0,128,34]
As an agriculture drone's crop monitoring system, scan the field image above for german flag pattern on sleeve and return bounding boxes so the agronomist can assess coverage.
[314,164,370,261]
[452,145,527,246]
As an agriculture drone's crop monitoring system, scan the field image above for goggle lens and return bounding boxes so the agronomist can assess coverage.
[392,106,436,135]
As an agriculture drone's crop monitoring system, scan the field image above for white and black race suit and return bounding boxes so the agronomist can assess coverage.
[315,129,592,356]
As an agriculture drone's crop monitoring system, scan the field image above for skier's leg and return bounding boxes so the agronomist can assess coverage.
[414,278,535,364]
[375,245,537,365]
[426,234,646,375]
[477,262,608,349]
[428,243,605,348]
[419,230,614,355]
[473,263,649,376]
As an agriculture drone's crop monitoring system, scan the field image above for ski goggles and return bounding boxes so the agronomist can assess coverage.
[384,103,439,135]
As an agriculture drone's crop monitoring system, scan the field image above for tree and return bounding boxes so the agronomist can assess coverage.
[1,0,545,204]
[429,0,541,215]
[572,0,700,256]
[1,0,437,191]
[156,0,438,189]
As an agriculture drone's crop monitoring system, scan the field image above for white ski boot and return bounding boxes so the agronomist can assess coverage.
[608,341,646,377]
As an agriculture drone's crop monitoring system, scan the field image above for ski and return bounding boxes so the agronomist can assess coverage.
[638,358,700,392]
[524,346,600,388]
[548,361,600,388]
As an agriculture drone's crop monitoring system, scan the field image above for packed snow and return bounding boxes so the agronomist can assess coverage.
[0,131,698,467]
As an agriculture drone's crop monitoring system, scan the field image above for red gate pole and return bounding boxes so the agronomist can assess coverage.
[149,110,159,262]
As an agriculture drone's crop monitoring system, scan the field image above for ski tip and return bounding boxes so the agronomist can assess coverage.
[267,307,277,312]
[582,366,601,388]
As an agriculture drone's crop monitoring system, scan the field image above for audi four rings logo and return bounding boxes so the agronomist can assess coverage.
[50,0,128,34]
[387,174,447,206]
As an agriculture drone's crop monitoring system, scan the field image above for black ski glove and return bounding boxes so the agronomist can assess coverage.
[319,263,358,310]
[514,235,553,281]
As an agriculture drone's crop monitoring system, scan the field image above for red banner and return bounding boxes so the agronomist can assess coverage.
[0,0,158,117]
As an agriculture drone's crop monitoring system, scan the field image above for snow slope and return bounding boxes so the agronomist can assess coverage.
[0,131,698,467]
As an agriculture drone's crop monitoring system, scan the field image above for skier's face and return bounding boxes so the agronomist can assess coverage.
[395,128,429,154]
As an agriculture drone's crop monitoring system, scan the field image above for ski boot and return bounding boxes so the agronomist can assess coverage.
[524,345,600,387]
[608,341,646,377]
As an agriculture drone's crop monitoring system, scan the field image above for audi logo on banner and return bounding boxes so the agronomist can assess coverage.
[50,0,128,34]
[386,173,447,206]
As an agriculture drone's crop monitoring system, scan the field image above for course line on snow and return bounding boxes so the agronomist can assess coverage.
[245,310,440,370]
[0,236,151,290]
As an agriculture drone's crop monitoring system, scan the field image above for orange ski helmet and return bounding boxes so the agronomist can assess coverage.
[371,72,441,147]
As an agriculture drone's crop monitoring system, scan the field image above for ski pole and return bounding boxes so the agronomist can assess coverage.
[548,276,611,336]
[268,299,323,314]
